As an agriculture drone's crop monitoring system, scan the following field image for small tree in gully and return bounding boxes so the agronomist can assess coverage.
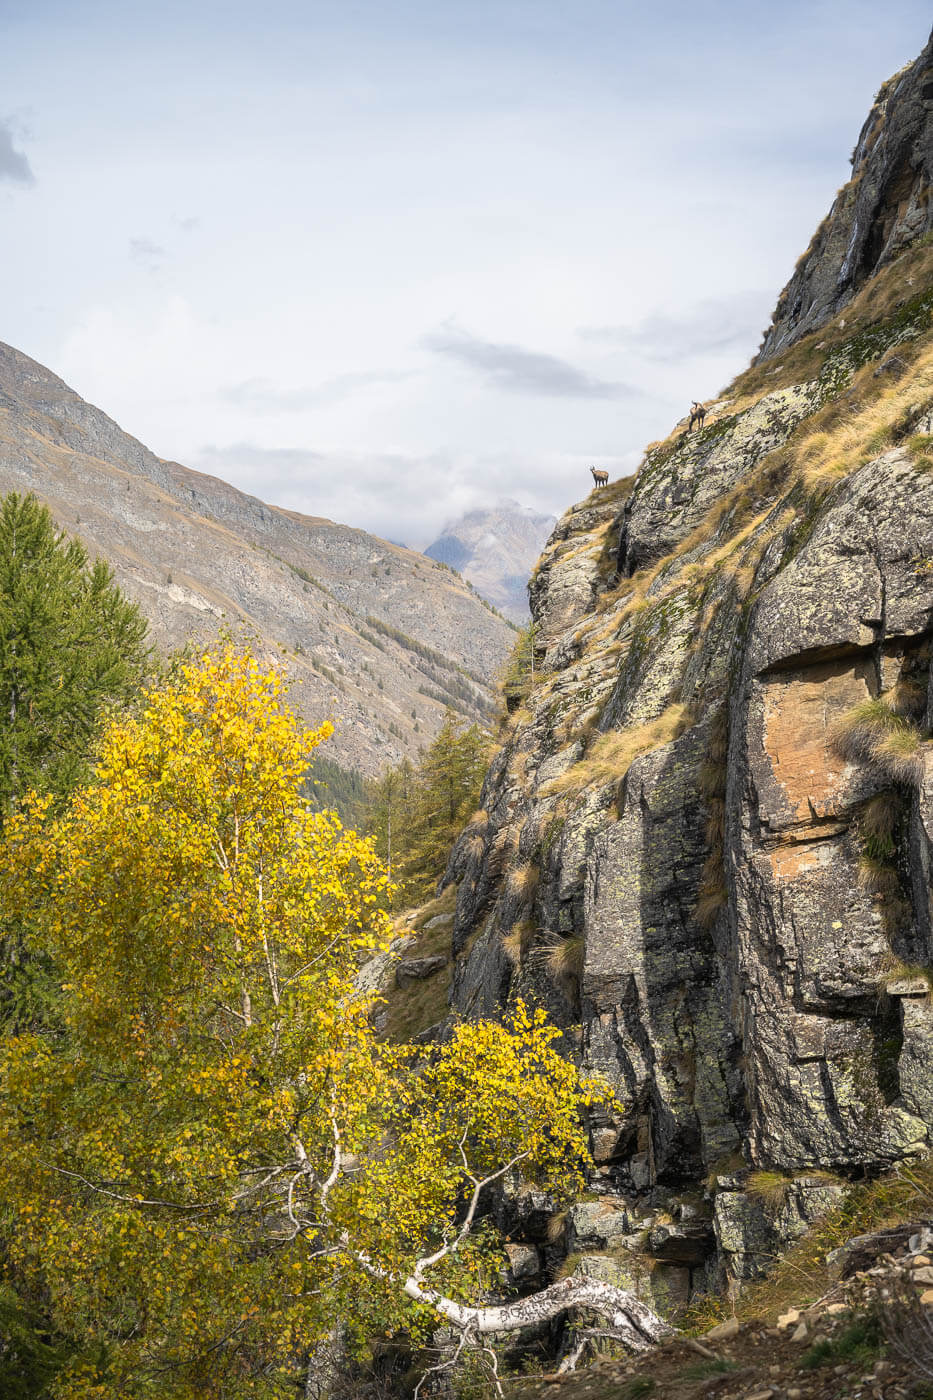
[0,646,667,1399]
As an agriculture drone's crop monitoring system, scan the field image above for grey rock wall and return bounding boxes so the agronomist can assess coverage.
[438,365,933,1305]
[420,39,933,1326]
[757,29,933,361]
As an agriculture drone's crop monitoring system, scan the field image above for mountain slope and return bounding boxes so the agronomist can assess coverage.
[0,342,515,775]
[404,26,933,1339]
[423,500,556,621]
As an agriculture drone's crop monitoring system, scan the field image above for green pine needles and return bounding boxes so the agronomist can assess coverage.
[0,492,150,826]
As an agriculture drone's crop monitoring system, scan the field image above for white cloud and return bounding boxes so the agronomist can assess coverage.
[421,323,638,399]
[218,369,415,413]
[129,237,167,272]
[192,440,638,549]
[580,291,774,363]
[0,120,34,185]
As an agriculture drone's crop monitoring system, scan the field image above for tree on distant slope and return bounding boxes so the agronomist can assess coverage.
[0,491,149,824]
[367,711,490,905]
[0,645,667,1399]
[500,620,539,713]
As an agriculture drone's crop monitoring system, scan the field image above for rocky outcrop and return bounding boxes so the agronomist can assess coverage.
[0,342,513,775]
[428,38,933,1322]
[757,28,933,360]
[732,453,933,1172]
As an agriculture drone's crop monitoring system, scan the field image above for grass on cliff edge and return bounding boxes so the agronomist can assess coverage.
[622,239,933,526]
[682,1156,933,1334]
[733,240,933,402]
[539,704,692,799]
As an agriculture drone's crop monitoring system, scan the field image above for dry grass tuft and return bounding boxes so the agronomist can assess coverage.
[874,726,927,784]
[746,1170,793,1211]
[539,704,692,799]
[879,957,933,999]
[541,933,585,986]
[694,883,727,931]
[502,918,535,967]
[831,696,928,784]
[890,674,928,718]
[545,1209,568,1245]
[859,791,900,859]
[797,340,933,492]
[506,862,539,904]
[907,432,933,472]
[857,851,902,899]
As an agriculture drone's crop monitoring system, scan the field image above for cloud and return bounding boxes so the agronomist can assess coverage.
[129,237,167,271]
[173,215,200,233]
[219,369,414,413]
[194,441,460,543]
[0,120,34,186]
[192,440,641,551]
[421,323,633,399]
[580,291,773,363]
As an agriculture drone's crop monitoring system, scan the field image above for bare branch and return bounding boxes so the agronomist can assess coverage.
[413,1147,531,1281]
[216,1001,251,1025]
[51,1166,217,1213]
[318,1109,343,1213]
[478,1337,504,1398]
[412,1328,471,1400]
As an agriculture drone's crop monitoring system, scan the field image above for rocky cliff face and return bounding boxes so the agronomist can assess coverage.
[432,33,933,1314]
[757,30,933,361]
[0,342,514,775]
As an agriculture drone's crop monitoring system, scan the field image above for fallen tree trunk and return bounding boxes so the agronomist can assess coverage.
[402,1271,674,1350]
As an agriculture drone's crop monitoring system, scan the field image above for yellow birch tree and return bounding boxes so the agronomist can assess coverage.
[0,645,665,1399]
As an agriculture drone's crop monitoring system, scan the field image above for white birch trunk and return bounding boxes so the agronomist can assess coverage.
[400,1272,673,1350]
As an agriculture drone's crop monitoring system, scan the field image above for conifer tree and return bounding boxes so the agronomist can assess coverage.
[0,493,150,1387]
[500,620,538,711]
[366,712,490,905]
[0,492,149,824]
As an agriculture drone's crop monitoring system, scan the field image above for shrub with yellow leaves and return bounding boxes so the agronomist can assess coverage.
[0,645,660,1400]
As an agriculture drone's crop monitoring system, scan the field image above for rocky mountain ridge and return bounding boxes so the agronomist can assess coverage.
[0,342,515,776]
[408,27,933,1335]
[758,41,933,360]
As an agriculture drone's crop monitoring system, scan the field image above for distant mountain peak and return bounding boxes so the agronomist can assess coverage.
[423,501,556,622]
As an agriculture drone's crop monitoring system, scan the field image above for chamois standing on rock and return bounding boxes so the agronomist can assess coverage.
[688,401,707,431]
[590,466,609,489]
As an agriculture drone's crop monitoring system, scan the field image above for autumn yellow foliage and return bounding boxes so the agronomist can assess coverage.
[0,645,609,1398]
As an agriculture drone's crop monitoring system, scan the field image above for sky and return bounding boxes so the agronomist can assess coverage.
[1,1,931,547]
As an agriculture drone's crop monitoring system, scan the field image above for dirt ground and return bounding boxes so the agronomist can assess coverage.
[503,1311,930,1400]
